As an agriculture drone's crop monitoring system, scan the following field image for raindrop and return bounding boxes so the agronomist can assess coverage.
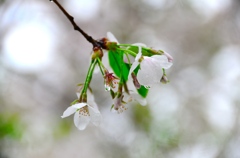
[144,85,151,89]
[105,84,111,91]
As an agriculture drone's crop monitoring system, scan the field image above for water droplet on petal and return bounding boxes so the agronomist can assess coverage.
[104,84,111,91]
[144,85,151,89]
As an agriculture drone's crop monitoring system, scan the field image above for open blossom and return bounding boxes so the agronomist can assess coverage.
[129,47,173,87]
[61,93,101,130]
[113,91,147,113]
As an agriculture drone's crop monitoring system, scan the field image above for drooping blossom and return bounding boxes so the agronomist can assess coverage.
[61,92,101,130]
[129,47,173,87]
[113,91,147,113]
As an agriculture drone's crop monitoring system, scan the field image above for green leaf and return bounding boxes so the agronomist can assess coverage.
[108,50,130,82]
[137,85,148,98]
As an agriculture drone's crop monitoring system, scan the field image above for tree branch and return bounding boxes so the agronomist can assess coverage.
[49,0,100,47]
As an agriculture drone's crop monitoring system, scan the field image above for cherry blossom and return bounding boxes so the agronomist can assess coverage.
[129,47,173,87]
[113,91,147,113]
[61,92,101,130]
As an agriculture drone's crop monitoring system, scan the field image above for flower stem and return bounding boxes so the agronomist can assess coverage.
[80,59,98,102]
[118,44,160,56]
[118,48,137,57]
[97,58,105,76]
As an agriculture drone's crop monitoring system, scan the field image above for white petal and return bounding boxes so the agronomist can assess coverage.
[76,92,80,99]
[87,91,96,105]
[107,32,119,43]
[130,92,147,106]
[88,105,102,126]
[72,103,87,109]
[135,47,142,61]
[74,111,90,130]
[61,106,77,118]
[128,60,140,79]
[151,55,173,69]
[137,57,163,86]
[128,49,142,79]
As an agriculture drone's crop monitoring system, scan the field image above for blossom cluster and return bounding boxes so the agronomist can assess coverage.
[61,32,173,130]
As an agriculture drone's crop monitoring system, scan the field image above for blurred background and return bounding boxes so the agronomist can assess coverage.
[0,0,240,157]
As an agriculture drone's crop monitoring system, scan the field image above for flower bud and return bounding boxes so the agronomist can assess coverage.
[98,38,118,51]
[91,47,103,59]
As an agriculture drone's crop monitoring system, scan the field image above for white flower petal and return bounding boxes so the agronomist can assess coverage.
[72,103,87,109]
[88,105,102,126]
[87,91,96,106]
[107,32,119,43]
[128,48,142,79]
[137,57,163,86]
[129,60,140,79]
[130,92,147,106]
[61,106,77,118]
[135,47,142,61]
[74,112,90,130]
[151,55,173,69]
[76,92,80,99]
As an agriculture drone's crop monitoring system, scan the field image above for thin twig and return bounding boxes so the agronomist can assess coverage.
[49,0,99,47]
